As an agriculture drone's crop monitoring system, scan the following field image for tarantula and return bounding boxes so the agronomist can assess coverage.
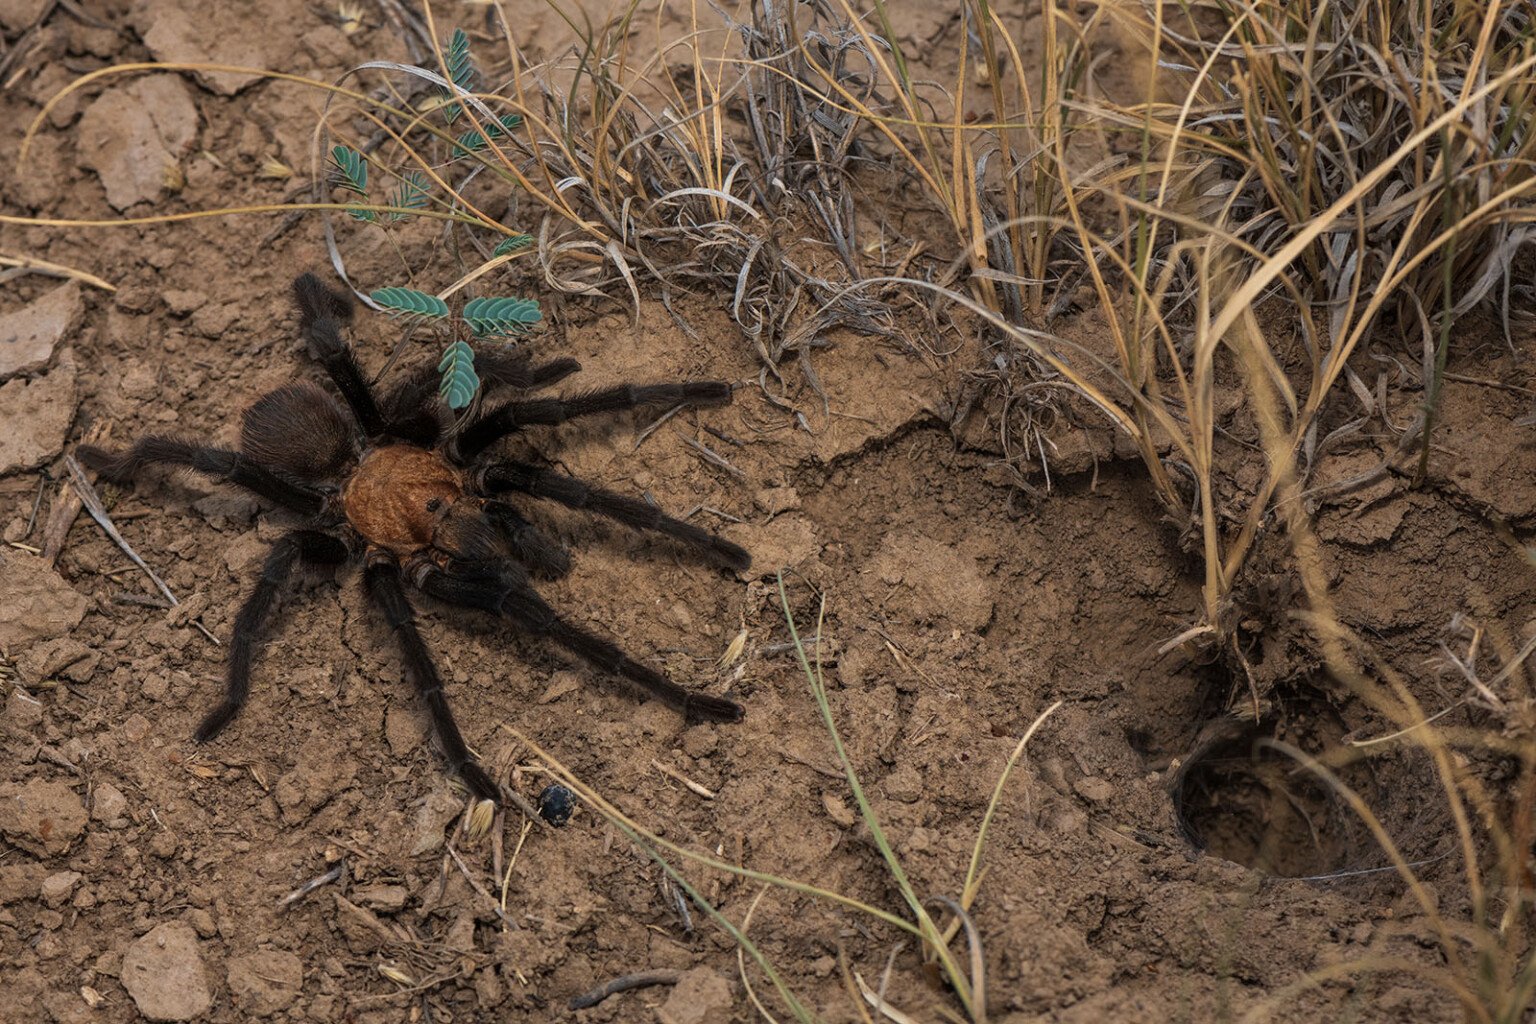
[80,274,750,805]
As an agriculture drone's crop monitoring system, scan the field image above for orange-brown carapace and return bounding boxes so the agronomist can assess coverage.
[342,445,462,554]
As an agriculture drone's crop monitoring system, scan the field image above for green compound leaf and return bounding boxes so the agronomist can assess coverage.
[371,287,449,320]
[346,205,377,223]
[492,233,534,257]
[387,172,431,221]
[330,145,368,196]
[462,296,542,338]
[437,339,480,409]
[452,114,523,158]
[439,28,477,124]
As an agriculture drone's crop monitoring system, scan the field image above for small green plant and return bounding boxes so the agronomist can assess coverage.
[369,285,543,410]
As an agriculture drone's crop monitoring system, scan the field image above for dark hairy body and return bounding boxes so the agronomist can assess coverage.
[80,274,750,805]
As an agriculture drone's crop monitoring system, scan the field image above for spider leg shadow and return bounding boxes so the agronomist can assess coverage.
[476,460,750,572]
[409,558,744,723]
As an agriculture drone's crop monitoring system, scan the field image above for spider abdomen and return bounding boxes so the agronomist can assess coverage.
[343,445,461,554]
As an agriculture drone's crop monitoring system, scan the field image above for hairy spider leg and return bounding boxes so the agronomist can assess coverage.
[478,351,582,394]
[477,460,750,571]
[409,558,744,723]
[292,273,384,437]
[77,438,326,516]
[455,380,732,460]
[379,352,585,450]
[363,554,501,804]
[196,530,351,741]
[482,499,571,578]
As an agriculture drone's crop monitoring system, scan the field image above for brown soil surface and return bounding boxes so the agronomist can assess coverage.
[3,2,1535,1023]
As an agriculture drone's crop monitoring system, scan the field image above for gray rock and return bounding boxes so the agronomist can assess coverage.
[0,353,78,474]
[0,548,88,649]
[76,76,198,211]
[0,281,83,379]
[121,922,212,1022]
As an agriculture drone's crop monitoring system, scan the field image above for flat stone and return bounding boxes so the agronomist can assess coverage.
[0,778,87,857]
[121,922,212,1022]
[0,354,78,474]
[227,949,303,1017]
[0,549,89,649]
[76,76,198,211]
[130,4,268,95]
[0,281,83,379]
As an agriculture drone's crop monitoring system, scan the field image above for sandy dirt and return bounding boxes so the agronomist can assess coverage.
[2,2,1535,1022]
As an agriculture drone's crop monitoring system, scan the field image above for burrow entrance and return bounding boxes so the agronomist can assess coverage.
[1173,689,1385,878]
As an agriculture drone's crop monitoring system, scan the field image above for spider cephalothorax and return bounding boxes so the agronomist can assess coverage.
[80,274,750,805]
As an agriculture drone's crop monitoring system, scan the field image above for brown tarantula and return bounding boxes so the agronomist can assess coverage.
[80,274,750,805]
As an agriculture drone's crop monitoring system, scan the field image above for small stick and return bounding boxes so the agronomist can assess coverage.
[65,456,178,607]
[24,472,47,538]
[567,970,682,1011]
[650,758,716,800]
[633,403,685,450]
[277,861,346,909]
[677,433,746,479]
[444,841,518,930]
[702,424,745,448]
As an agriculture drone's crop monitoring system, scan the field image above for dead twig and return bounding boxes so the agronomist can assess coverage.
[65,455,177,606]
[277,861,346,909]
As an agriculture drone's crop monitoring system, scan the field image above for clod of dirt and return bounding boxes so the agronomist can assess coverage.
[273,736,357,823]
[352,884,408,913]
[0,544,90,648]
[0,353,78,475]
[90,783,128,827]
[728,514,820,575]
[226,949,303,1016]
[128,4,268,95]
[0,281,82,379]
[39,870,81,908]
[0,777,87,857]
[16,638,100,684]
[408,789,464,856]
[657,968,734,1024]
[867,534,994,632]
[0,0,48,32]
[1074,777,1116,803]
[75,76,199,211]
[121,921,212,1022]
[0,863,49,904]
[332,895,394,954]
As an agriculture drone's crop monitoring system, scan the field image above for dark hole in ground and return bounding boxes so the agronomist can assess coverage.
[1175,690,1381,878]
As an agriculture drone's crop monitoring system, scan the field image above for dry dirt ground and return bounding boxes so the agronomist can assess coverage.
[3,2,1536,1022]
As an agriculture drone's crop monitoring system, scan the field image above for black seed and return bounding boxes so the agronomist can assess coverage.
[537,783,575,826]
